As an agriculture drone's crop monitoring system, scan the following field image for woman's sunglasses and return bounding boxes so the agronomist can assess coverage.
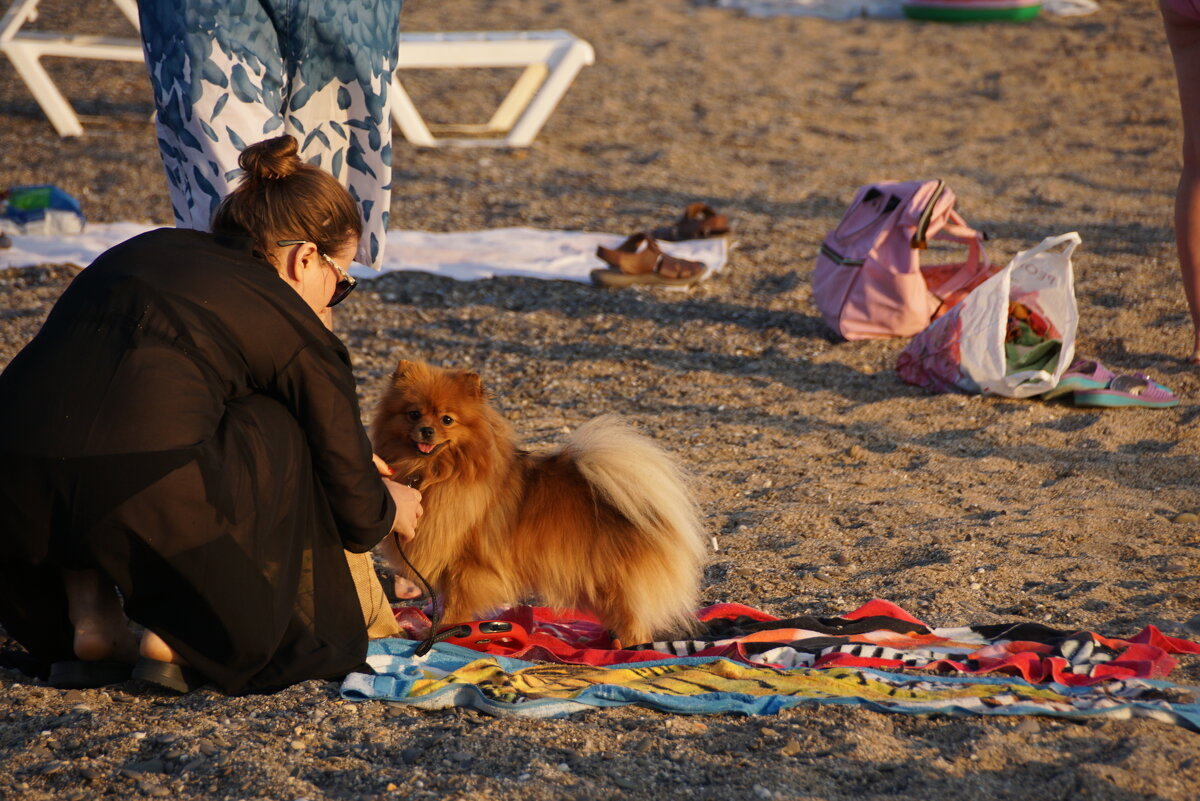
[276,239,358,307]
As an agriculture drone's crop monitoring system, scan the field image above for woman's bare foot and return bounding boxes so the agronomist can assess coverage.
[72,619,139,664]
[139,630,189,666]
[62,569,138,664]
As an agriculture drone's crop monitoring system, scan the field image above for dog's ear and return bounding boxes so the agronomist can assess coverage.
[392,360,415,381]
[460,371,485,399]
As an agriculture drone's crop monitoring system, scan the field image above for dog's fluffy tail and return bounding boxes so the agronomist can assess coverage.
[563,415,707,636]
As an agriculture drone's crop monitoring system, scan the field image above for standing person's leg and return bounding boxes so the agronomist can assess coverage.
[137,0,284,229]
[1162,0,1200,363]
[282,0,405,269]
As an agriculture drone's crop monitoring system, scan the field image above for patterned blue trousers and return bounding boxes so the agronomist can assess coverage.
[138,0,403,268]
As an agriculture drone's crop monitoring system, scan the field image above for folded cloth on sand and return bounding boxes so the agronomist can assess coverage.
[0,225,729,285]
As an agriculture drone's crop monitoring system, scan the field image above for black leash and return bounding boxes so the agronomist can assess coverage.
[393,533,522,656]
[393,471,474,656]
[392,531,442,657]
[390,471,442,656]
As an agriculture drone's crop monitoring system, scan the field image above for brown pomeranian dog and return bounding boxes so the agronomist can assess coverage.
[370,360,707,645]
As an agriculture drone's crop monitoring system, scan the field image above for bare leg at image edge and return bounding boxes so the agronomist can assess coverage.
[1162,0,1200,364]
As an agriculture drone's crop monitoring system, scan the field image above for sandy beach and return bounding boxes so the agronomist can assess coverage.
[1,0,1199,798]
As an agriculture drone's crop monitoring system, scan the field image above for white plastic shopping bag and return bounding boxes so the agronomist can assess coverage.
[897,232,1081,398]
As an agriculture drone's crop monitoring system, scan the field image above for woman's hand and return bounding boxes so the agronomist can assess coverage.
[384,479,423,542]
[372,453,393,477]
[372,454,421,540]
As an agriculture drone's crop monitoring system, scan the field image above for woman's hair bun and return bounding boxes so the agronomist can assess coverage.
[238,134,302,181]
[212,134,361,260]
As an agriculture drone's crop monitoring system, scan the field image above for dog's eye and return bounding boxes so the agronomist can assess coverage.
[441,415,454,426]
[407,410,421,421]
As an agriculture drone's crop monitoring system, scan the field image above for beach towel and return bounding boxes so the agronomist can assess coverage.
[0,225,729,285]
[344,641,1200,729]
[379,600,1200,684]
[341,600,1200,729]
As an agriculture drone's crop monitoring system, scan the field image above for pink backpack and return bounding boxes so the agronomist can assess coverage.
[811,180,993,340]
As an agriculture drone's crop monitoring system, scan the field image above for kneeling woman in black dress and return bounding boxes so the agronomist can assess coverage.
[0,135,422,694]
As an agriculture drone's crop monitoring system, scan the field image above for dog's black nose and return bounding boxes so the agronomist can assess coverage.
[419,427,434,440]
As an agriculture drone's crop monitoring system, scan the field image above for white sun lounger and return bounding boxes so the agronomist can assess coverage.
[0,0,593,147]
[391,30,594,148]
[0,0,144,137]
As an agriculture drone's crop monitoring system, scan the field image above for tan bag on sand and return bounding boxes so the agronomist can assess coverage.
[345,550,402,639]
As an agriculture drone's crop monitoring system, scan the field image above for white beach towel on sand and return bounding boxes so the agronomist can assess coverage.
[0,225,729,285]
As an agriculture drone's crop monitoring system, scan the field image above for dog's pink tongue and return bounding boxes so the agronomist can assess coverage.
[418,442,435,454]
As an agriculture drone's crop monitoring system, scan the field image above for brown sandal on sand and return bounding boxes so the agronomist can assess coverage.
[591,233,709,287]
[650,202,730,241]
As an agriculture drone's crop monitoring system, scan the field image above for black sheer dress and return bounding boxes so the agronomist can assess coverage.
[0,228,396,694]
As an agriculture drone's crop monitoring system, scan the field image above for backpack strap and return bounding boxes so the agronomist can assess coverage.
[925,210,993,308]
[909,180,947,249]
[931,209,985,246]
[929,235,986,296]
